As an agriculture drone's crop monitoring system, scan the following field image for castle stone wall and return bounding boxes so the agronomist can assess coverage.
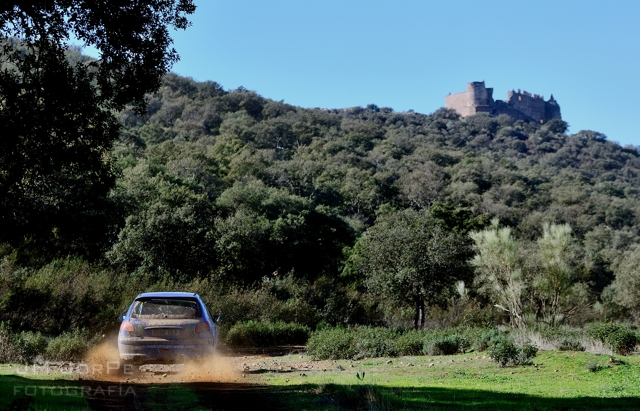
[445,81,561,123]
[445,91,475,116]
[505,91,547,122]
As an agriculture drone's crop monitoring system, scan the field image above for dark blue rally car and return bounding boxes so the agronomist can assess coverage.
[118,292,219,364]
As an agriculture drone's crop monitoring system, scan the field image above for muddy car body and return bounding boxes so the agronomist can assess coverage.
[118,292,219,364]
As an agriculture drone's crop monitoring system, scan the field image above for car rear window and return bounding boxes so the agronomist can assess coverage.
[131,298,200,319]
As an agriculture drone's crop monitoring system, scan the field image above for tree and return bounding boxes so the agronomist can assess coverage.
[107,182,216,281]
[355,209,471,329]
[470,220,527,328]
[0,1,195,258]
[531,223,586,326]
[612,244,640,313]
[213,180,353,283]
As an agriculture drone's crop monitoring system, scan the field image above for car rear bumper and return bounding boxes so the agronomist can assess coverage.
[118,337,214,363]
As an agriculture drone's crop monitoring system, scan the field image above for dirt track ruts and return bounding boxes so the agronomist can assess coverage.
[85,381,282,411]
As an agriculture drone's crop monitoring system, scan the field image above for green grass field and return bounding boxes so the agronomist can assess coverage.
[0,373,89,410]
[1,351,640,410]
[251,350,640,410]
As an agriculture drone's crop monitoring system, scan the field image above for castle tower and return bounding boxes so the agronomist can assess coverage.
[445,81,494,116]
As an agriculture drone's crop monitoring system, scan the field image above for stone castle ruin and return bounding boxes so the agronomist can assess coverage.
[445,81,561,123]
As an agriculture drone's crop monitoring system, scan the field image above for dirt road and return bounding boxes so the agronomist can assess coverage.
[78,345,310,410]
[84,381,283,411]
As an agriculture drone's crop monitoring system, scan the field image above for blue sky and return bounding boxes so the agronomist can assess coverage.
[154,1,640,145]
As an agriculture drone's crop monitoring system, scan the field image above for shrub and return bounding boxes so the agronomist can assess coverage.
[0,257,129,335]
[607,329,637,355]
[308,326,489,360]
[487,335,537,367]
[352,327,397,359]
[46,329,91,361]
[394,329,424,356]
[585,323,624,343]
[585,323,637,355]
[0,322,19,363]
[424,334,468,356]
[306,327,356,360]
[518,344,539,364]
[225,321,310,348]
[585,360,603,372]
[474,329,502,351]
[557,337,585,352]
[14,331,48,363]
[487,336,518,367]
[536,327,585,351]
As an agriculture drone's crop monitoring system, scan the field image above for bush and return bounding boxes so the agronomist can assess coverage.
[307,326,489,360]
[0,256,129,335]
[518,344,539,364]
[585,322,624,343]
[13,331,48,363]
[557,337,585,352]
[536,327,585,351]
[307,327,356,360]
[307,326,402,360]
[424,334,468,356]
[394,329,424,356]
[487,335,537,367]
[45,329,91,361]
[585,323,637,355]
[607,329,637,355]
[585,360,604,372]
[474,329,502,351]
[352,327,397,359]
[0,322,19,363]
[225,321,310,348]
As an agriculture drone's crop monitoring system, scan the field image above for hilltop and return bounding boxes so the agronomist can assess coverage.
[109,73,640,286]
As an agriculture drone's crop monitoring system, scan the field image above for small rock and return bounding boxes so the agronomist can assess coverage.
[242,373,246,377]
[510,371,515,374]
[554,369,558,372]
[350,364,354,368]
[407,363,414,367]
[386,360,393,364]
[429,363,434,367]
[162,373,167,378]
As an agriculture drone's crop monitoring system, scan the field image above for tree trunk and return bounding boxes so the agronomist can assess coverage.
[414,297,420,329]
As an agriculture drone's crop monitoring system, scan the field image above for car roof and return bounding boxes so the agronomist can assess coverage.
[135,292,200,299]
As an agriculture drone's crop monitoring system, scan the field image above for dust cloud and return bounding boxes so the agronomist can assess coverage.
[82,336,240,383]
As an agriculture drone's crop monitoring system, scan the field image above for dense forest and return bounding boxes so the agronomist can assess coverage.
[3,61,640,333]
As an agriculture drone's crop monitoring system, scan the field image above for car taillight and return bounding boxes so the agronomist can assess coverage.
[195,321,210,333]
[120,321,135,333]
